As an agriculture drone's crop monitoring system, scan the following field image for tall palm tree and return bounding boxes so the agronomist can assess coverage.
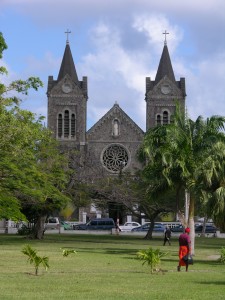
[197,140,225,232]
[142,105,225,253]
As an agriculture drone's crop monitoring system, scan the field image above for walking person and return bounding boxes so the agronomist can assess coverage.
[115,218,121,235]
[163,226,171,245]
[177,227,191,272]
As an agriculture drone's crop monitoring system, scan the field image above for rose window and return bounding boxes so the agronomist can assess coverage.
[102,144,129,172]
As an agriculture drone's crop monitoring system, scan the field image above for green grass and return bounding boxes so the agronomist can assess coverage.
[0,234,225,299]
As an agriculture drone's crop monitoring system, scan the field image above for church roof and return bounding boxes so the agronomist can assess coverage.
[155,44,175,84]
[87,102,144,138]
[57,43,79,82]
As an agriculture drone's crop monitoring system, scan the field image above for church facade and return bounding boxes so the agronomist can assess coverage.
[47,38,186,222]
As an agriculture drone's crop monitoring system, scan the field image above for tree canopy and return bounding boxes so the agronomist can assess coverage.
[141,105,225,249]
[0,32,72,238]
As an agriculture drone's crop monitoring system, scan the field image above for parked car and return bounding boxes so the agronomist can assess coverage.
[195,224,217,234]
[60,221,72,230]
[171,224,184,233]
[131,223,165,232]
[119,222,141,232]
[45,217,60,230]
[73,218,115,230]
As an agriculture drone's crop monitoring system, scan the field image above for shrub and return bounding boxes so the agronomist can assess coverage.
[22,244,49,275]
[137,247,167,274]
[218,247,225,263]
[61,248,77,257]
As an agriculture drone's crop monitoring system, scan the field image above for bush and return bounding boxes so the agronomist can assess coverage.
[218,247,225,263]
[18,224,35,236]
[137,247,167,274]
[22,244,49,275]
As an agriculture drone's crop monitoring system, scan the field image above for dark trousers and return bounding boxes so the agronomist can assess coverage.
[163,236,171,245]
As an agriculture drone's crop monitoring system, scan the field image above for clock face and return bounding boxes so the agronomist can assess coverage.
[62,83,72,93]
[161,84,171,95]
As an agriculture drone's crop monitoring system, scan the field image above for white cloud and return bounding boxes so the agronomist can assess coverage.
[187,52,225,119]
[132,14,183,54]
[1,0,225,131]
[79,22,151,129]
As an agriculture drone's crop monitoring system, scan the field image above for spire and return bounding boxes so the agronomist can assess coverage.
[155,38,175,84]
[57,33,79,82]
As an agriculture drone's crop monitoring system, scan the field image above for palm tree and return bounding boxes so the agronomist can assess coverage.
[142,105,225,253]
[197,141,225,232]
[22,244,49,275]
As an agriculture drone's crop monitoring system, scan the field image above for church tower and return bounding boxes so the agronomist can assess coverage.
[47,34,88,150]
[145,34,186,130]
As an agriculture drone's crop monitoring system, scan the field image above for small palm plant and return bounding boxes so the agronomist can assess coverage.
[61,248,77,257]
[22,244,49,276]
[218,247,225,263]
[137,247,167,274]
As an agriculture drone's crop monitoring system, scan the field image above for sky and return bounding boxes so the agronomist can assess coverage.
[0,0,225,131]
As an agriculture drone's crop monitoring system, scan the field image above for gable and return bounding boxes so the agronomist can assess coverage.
[147,75,183,98]
[87,103,144,142]
[50,74,83,97]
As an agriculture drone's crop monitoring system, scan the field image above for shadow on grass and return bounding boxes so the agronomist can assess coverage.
[193,260,221,266]
[75,247,138,256]
[197,281,225,285]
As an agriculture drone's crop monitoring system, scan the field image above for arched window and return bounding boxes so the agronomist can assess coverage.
[113,119,119,136]
[156,114,161,125]
[57,110,76,139]
[163,111,169,124]
[71,113,76,138]
[58,114,62,138]
[64,110,70,137]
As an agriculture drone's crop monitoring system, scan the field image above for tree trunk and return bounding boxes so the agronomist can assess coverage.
[201,216,207,237]
[34,215,47,239]
[188,193,195,255]
[144,219,155,239]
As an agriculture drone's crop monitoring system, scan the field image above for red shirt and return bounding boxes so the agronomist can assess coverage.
[179,233,191,246]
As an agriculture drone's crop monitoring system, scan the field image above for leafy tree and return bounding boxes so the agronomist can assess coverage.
[0,32,72,238]
[86,169,176,239]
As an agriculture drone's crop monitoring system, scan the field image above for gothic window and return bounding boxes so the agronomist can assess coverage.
[71,113,76,138]
[64,110,69,137]
[113,119,119,136]
[58,114,62,138]
[156,114,161,125]
[57,110,76,139]
[163,111,169,124]
[102,144,129,173]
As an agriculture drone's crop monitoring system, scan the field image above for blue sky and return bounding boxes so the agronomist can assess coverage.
[0,0,225,130]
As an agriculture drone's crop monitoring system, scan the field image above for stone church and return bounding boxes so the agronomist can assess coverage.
[47,37,186,222]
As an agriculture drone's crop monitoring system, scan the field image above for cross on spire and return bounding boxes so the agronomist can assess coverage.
[163,30,169,45]
[65,29,71,44]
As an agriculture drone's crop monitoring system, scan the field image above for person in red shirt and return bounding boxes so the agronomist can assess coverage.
[177,227,191,272]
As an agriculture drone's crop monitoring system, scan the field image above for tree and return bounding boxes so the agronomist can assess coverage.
[196,141,225,232]
[141,105,225,253]
[0,32,72,238]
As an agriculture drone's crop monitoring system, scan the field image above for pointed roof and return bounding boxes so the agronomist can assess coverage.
[87,102,144,137]
[155,44,175,84]
[57,42,79,82]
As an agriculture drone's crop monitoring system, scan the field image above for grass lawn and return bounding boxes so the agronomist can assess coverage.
[0,233,225,300]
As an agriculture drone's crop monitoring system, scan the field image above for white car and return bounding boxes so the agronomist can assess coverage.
[119,222,141,232]
[45,217,60,230]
